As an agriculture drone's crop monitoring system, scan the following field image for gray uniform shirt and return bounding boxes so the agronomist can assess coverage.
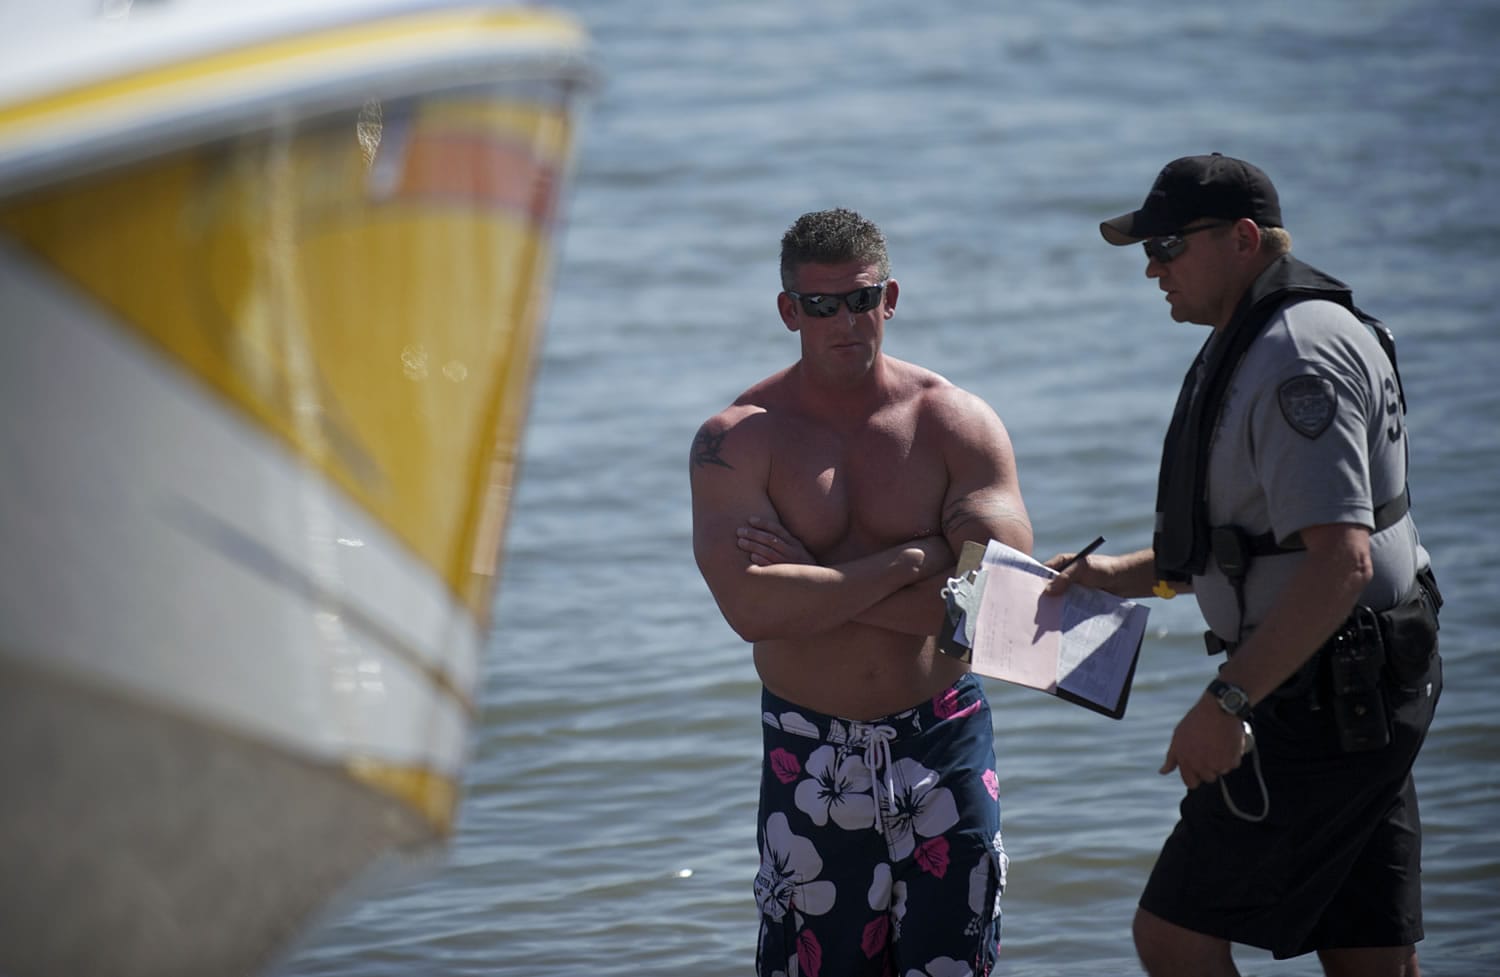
[1192,296,1427,639]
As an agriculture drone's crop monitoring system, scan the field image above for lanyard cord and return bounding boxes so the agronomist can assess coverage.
[1220,722,1269,822]
[1217,541,1269,822]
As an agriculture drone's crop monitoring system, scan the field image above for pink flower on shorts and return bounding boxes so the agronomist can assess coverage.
[797,928,823,977]
[770,748,802,784]
[982,768,999,800]
[860,914,889,959]
[932,686,980,721]
[915,835,951,878]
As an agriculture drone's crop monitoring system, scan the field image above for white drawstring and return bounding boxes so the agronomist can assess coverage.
[861,724,898,835]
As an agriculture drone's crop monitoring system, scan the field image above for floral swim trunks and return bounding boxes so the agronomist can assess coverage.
[755,674,1007,977]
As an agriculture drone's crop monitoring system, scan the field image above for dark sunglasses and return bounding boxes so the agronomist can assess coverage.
[785,281,888,317]
[1142,222,1228,264]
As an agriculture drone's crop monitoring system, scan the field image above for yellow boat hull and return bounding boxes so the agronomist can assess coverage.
[0,4,592,974]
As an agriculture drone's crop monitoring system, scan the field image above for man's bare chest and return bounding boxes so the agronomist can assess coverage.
[765,421,948,560]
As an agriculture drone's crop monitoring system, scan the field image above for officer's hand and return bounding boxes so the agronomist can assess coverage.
[1159,695,1246,789]
[1044,551,1110,595]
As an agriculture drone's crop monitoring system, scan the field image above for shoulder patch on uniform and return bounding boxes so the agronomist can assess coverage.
[1277,375,1338,439]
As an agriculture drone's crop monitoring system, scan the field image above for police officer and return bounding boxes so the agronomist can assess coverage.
[1046,154,1442,977]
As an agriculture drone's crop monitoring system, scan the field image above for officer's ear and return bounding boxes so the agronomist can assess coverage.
[1232,218,1263,257]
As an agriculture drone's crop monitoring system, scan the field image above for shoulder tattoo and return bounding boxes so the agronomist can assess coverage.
[692,426,734,470]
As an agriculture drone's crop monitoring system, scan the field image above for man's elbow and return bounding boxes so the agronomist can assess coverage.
[723,602,831,643]
[990,511,1035,557]
[974,524,1033,559]
[732,622,777,644]
[716,599,785,644]
[723,609,768,643]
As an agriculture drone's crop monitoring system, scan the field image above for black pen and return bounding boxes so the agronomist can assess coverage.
[1054,536,1105,575]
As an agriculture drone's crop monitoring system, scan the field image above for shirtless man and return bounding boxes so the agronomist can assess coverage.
[690,209,1031,977]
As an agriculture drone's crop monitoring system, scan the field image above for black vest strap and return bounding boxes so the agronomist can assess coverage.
[1239,486,1412,558]
[1153,255,1408,581]
[1210,486,1413,647]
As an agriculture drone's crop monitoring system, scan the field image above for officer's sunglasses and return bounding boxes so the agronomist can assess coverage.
[785,281,888,317]
[1143,222,1229,264]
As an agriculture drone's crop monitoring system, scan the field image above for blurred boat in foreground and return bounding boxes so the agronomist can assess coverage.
[0,2,592,974]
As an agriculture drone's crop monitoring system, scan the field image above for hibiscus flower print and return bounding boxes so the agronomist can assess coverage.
[768,710,820,739]
[794,745,877,831]
[797,929,823,977]
[914,835,950,878]
[932,686,980,721]
[965,829,1008,938]
[755,813,837,923]
[770,748,802,785]
[865,862,908,952]
[882,757,960,861]
[904,956,973,977]
[989,829,1009,903]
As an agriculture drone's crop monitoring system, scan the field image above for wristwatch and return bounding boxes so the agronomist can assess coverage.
[1206,678,1253,720]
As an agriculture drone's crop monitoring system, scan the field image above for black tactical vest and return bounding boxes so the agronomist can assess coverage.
[1153,255,1402,582]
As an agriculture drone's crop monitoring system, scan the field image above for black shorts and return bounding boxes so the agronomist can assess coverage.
[1140,651,1441,959]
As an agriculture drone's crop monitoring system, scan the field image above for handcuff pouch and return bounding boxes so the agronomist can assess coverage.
[1378,566,1441,687]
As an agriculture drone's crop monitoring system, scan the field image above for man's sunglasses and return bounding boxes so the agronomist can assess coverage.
[1142,222,1228,264]
[785,281,888,318]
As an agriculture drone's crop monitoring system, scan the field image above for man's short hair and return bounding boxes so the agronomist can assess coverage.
[780,208,890,290]
[1260,225,1293,257]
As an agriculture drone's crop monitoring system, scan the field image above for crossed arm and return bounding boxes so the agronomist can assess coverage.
[690,391,1031,643]
[736,485,1032,638]
[853,391,1033,635]
[691,416,951,642]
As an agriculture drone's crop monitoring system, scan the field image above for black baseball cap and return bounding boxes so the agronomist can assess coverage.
[1100,153,1283,245]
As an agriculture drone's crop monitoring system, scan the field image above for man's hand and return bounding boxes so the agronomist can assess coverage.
[1159,695,1247,789]
[737,517,953,578]
[736,515,816,566]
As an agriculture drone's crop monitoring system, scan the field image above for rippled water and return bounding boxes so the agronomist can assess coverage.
[276,1,1500,974]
